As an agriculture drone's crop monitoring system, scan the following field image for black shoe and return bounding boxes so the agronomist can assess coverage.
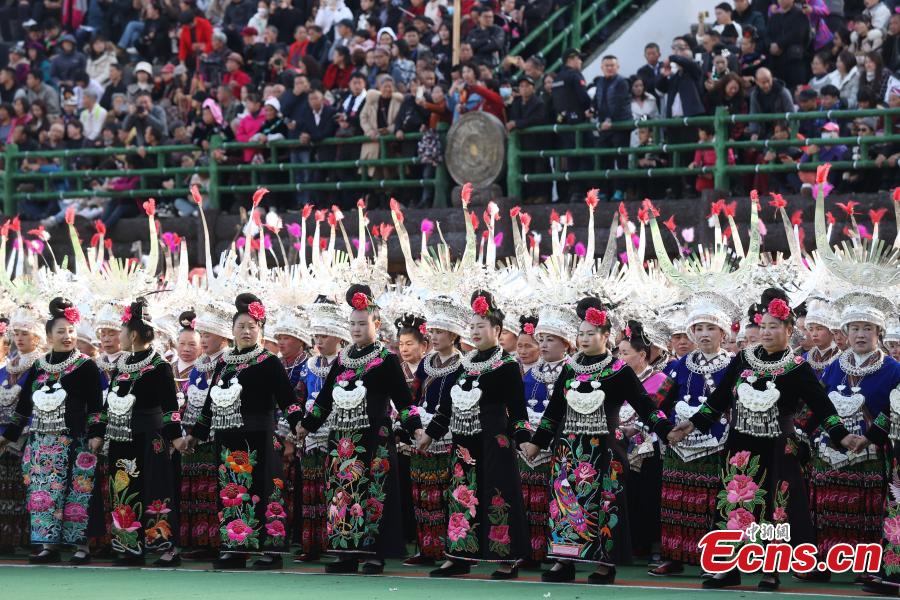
[69,551,91,566]
[111,554,146,567]
[212,553,247,570]
[325,558,359,574]
[403,554,435,566]
[703,570,742,589]
[490,565,518,580]
[862,580,900,596]
[541,562,576,582]
[251,556,283,570]
[587,566,616,585]
[758,575,780,591]
[182,549,215,561]
[29,549,62,564]
[792,570,830,583]
[648,561,684,576]
[517,559,541,570]
[429,561,471,577]
[361,560,384,575]
[151,555,182,568]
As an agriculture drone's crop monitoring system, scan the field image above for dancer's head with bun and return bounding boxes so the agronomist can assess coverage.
[755,288,795,354]
[177,310,200,364]
[46,297,80,354]
[575,296,612,356]
[395,313,427,365]
[345,284,380,348]
[618,319,652,374]
[120,298,155,351]
[468,290,505,352]
[517,315,540,365]
[233,293,266,350]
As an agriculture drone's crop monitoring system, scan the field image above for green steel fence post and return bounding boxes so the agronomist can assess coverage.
[208,135,221,209]
[3,143,17,215]
[572,0,582,50]
[713,106,729,191]
[507,130,522,200]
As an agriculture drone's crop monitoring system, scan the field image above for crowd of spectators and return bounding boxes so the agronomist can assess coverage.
[0,0,897,227]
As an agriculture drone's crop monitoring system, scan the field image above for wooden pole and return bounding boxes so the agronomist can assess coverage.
[452,0,461,65]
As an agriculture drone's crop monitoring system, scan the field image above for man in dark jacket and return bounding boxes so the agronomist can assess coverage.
[296,88,338,204]
[636,43,662,100]
[507,75,549,202]
[50,34,86,87]
[656,36,705,195]
[748,67,795,139]
[551,48,593,202]
[466,6,506,68]
[767,0,810,89]
[224,0,257,46]
[734,0,767,42]
[593,55,631,201]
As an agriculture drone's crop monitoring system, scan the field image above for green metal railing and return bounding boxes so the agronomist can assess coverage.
[2,126,450,213]
[496,0,633,78]
[506,106,900,199]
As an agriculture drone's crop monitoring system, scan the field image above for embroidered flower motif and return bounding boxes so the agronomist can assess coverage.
[576,373,591,382]
[121,306,133,324]
[246,301,265,322]
[726,507,756,534]
[793,355,804,364]
[725,474,759,504]
[447,512,470,541]
[472,295,490,316]
[767,298,791,321]
[63,307,80,324]
[146,499,171,514]
[273,478,284,489]
[452,484,479,517]
[337,437,356,459]
[265,519,286,537]
[523,322,535,336]
[220,483,249,507]
[351,292,370,311]
[574,461,597,484]
[226,519,253,542]
[609,460,623,474]
[729,451,751,469]
[495,434,510,448]
[491,494,506,507]
[75,452,97,470]
[488,524,511,545]
[365,357,383,371]
[28,490,54,512]
[772,506,788,523]
[456,446,476,465]
[63,502,88,523]
[453,463,464,478]
[36,373,49,383]
[585,307,607,327]
[112,504,142,532]
[336,369,356,383]
[226,450,252,474]
[365,498,383,522]
[740,370,753,379]
[884,516,900,546]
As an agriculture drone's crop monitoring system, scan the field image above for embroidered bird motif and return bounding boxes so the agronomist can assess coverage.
[553,462,595,541]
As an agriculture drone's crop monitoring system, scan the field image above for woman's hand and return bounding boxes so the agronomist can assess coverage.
[667,420,695,444]
[519,442,540,460]
[88,437,103,454]
[416,431,432,451]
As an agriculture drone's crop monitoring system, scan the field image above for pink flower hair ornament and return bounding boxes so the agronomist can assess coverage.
[585,307,607,328]
[247,301,266,322]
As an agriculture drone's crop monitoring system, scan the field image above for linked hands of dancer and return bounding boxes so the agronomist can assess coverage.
[667,421,870,453]
[173,435,198,454]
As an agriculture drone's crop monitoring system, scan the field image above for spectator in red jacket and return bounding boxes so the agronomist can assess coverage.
[467,79,507,122]
[178,11,214,66]
[223,53,252,96]
[689,124,735,193]
[323,47,353,91]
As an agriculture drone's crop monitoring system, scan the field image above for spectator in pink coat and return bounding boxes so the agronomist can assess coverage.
[234,93,267,163]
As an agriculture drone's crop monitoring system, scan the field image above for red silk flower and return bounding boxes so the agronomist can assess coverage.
[523,323,535,336]
[419,322,428,336]
[731,322,741,333]
[767,299,791,321]
[351,292,370,311]
[190,185,204,205]
[63,307,81,325]
[247,301,266,321]
[121,306,133,324]
[585,307,607,327]
[472,296,490,316]
[753,313,763,325]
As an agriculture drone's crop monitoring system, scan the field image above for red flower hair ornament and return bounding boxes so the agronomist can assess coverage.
[766,298,791,321]
[351,292,372,312]
[472,296,490,317]
[419,322,428,336]
[121,306,133,325]
[247,301,266,322]
[585,307,607,328]
[522,322,535,336]
[63,307,81,325]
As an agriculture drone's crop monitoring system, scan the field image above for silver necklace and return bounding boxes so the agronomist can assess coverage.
[339,343,383,370]
[309,355,336,379]
[222,345,265,365]
[7,349,42,378]
[532,358,567,384]
[743,345,795,374]
[807,345,839,372]
[839,349,885,378]
[38,350,82,374]
[569,352,613,375]
[423,352,461,378]
[686,350,730,376]
[460,347,503,373]
[116,350,158,373]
